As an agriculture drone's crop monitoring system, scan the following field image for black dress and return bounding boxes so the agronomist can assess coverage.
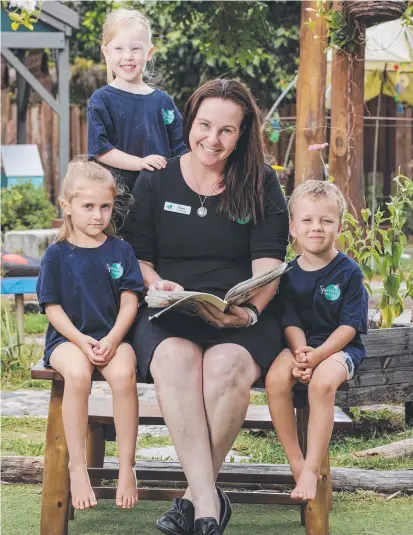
[121,156,289,381]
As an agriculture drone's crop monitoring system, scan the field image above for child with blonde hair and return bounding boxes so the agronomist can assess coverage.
[266,180,368,501]
[88,8,187,193]
[37,156,144,510]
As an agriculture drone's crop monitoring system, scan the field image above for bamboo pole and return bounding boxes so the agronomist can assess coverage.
[294,1,328,185]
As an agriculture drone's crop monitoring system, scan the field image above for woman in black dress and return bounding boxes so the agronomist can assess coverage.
[122,79,289,535]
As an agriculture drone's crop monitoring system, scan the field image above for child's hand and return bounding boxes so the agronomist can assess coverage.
[78,335,105,365]
[293,346,320,370]
[137,155,167,171]
[292,366,312,384]
[94,335,118,364]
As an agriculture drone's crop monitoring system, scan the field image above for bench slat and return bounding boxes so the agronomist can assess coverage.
[88,397,352,429]
[92,486,304,505]
[1,277,37,295]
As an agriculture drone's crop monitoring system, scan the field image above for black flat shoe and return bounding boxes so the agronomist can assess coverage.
[156,498,195,535]
[194,517,222,535]
[216,486,232,531]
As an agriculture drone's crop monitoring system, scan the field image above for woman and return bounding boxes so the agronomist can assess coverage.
[122,79,289,535]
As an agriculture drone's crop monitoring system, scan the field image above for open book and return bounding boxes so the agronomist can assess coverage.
[146,262,290,321]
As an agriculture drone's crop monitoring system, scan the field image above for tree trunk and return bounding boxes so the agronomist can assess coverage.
[354,439,413,459]
[294,1,328,185]
[3,457,413,494]
[329,1,366,219]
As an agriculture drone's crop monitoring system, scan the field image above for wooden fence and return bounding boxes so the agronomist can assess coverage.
[1,90,87,204]
[1,90,411,204]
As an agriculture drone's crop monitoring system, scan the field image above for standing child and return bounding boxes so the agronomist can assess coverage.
[266,180,368,501]
[88,8,187,194]
[36,157,144,510]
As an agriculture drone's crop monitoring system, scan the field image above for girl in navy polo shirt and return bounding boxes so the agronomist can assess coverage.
[266,180,368,503]
[37,157,144,511]
[88,8,187,193]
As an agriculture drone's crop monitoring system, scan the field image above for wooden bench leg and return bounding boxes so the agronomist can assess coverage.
[297,405,309,527]
[40,380,70,535]
[405,402,413,428]
[87,423,106,486]
[304,448,330,535]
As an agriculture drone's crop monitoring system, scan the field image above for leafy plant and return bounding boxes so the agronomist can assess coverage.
[1,305,45,389]
[1,182,57,232]
[2,0,41,31]
[305,0,359,53]
[65,0,300,111]
[339,173,413,328]
[401,1,413,27]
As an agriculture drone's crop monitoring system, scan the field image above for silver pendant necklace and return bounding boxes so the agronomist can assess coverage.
[197,196,208,217]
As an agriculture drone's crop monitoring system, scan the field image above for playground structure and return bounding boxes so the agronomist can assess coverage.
[1,1,79,199]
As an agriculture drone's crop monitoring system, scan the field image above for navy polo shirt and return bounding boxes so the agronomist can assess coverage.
[36,236,144,365]
[279,251,368,368]
[88,85,187,190]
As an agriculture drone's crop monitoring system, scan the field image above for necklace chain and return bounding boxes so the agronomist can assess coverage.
[190,157,209,217]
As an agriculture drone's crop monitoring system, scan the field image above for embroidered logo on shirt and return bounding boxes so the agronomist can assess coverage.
[107,263,124,280]
[237,216,251,225]
[162,109,175,125]
[320,284,341,301]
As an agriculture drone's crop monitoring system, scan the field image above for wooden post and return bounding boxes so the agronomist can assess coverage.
[395,107,412,179]
[329,2,366,219]
[304,449,330,535]
[87,423,106,487]
[406,402,413,428]
[1,89,10,144]
[294,1,328,185]
[70,105,81,159]
[40,381,70,535]
[14,294,25,342]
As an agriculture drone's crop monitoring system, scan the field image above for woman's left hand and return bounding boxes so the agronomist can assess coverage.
[195,303,250,329]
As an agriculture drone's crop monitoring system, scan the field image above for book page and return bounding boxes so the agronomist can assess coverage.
[224,262,290,305]
[147,291,228,321]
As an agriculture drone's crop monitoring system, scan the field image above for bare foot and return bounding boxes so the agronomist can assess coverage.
[69,465,97,510]
[289,457,305,484]
[291,469,319,501]
[116,465,138,509]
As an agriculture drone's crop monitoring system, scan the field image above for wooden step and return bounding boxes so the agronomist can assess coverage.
[88,397,353,430]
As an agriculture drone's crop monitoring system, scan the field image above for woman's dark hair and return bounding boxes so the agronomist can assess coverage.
[183,79,265,223]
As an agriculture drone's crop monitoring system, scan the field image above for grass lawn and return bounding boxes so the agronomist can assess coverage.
[24,313,48,335]
[2,485,413,535]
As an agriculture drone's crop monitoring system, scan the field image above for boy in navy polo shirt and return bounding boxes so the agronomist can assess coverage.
[266,180,368,502]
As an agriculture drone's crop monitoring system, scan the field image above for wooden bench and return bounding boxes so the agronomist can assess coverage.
[31,326,413,535]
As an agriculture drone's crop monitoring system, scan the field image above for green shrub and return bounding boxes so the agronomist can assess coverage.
[1,183,57,232]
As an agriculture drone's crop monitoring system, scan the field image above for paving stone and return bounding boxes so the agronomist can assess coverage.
[139,425,169,436]
[1,392,19,399]
[137,445,249,463]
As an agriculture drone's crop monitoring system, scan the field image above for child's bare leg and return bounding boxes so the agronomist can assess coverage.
[291,353,347,501]
[99,343,139,509]
[266,350,304,482]
[49,343,96,510]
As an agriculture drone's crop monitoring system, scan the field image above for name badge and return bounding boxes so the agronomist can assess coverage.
[164,202,191,215]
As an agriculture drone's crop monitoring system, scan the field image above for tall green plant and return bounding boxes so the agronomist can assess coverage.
[339,174,413,328]
[1,303,21,370]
